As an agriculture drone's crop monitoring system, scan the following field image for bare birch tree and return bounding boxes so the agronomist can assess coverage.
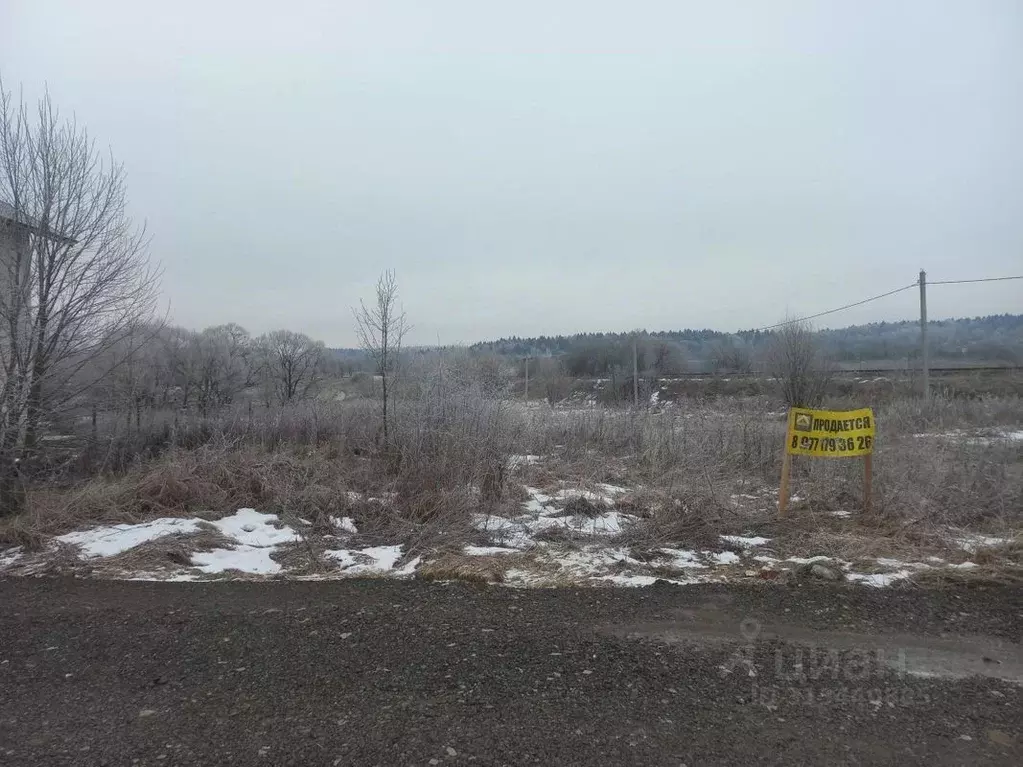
[0,78,159,513]
[353,270,410,449]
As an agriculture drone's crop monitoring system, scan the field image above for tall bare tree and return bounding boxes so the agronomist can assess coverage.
[353,270,410,449]
[0,78,159,513]
[255,330,324,405]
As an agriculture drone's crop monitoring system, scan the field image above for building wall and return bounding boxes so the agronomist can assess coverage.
[0,221,32,378]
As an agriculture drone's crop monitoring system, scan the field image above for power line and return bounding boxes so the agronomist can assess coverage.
[929,275,1023,285]
[753,283,918,332]
[750,272,1021,333]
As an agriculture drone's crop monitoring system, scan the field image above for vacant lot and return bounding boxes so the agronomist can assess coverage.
[1,372,1020,588]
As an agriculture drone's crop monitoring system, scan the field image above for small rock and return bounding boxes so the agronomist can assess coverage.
[429,760,440,766]
[446,746,457,756]
[138,710,157,718]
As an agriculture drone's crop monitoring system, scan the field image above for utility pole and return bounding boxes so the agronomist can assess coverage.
[523,357,529,401]
[632,335,639,408]
[919,269,929,400]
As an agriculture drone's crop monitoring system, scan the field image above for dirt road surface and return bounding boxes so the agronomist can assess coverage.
[0,579,1020,766]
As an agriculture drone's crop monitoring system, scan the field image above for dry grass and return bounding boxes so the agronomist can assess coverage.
[903,565,1023,588]
[1,376,1020,582]
[98,525,233,573]
[418,551,527,584]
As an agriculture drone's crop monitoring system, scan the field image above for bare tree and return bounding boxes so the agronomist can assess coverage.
[353,270,410,449]
[647,339,686,377]
[255,330,324,405]
[189,324,251,415]
[710,338,754,374]
[0,78,159,513]
[764,321,832,407]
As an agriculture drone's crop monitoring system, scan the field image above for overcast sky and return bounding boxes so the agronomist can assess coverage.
[2,1,1021,346]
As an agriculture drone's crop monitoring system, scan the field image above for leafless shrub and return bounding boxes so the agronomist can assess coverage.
[764,321,832,407]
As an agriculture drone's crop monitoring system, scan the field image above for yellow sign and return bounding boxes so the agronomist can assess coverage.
[786,407,875,457]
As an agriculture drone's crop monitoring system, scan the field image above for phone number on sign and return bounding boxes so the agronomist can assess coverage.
[791,435,873,453]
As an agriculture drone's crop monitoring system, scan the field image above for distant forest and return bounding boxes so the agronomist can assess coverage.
[466,314,1023,374]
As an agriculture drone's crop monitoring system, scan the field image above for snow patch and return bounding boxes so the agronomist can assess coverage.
[660,548,707,569]
[56,518,202,558]
[330,516,359,534]
[0,546,23,569]
[192,546,282,575]
[208,509,300,548]
[325,545,415,576]
[709,551,741,565]
[720,535,770,548]
[952,533,1013,553]
[464,545,519,556]
[846,570,913,588]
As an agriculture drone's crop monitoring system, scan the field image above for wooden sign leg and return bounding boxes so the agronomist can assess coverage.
[779,449,792,518]
[863,453,873,515]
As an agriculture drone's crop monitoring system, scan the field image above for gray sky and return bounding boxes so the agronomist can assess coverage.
[3,0,1021,346]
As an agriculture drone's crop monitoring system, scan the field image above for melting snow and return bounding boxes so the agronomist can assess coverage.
[189,510,301,575]
[325,545,416,576]
[953,533,1013,553]
[192,547,282,575]
[56,518,202,558]
[0,546,23,569]
[846,570,913,588]
[330,516,359,534]
[720,535,770,548]
[709,551,741,565]
[522,487,555,513]
[464,545,519,556]
[660,548,707,569]
[51,509,304,575]
[207,509,299,547]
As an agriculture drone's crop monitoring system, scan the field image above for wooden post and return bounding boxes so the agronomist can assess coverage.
[778,448,792,517]
[524,357,529,401]
[863,452,873,514]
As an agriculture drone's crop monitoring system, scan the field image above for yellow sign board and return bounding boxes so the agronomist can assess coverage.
[786,407,875,457]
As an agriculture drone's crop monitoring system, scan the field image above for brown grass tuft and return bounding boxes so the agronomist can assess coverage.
[418,552,522,583]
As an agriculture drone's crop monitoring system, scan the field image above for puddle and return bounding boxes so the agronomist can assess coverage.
[603,605,1023,685]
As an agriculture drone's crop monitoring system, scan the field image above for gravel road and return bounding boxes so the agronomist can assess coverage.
[0,578,1019,766]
